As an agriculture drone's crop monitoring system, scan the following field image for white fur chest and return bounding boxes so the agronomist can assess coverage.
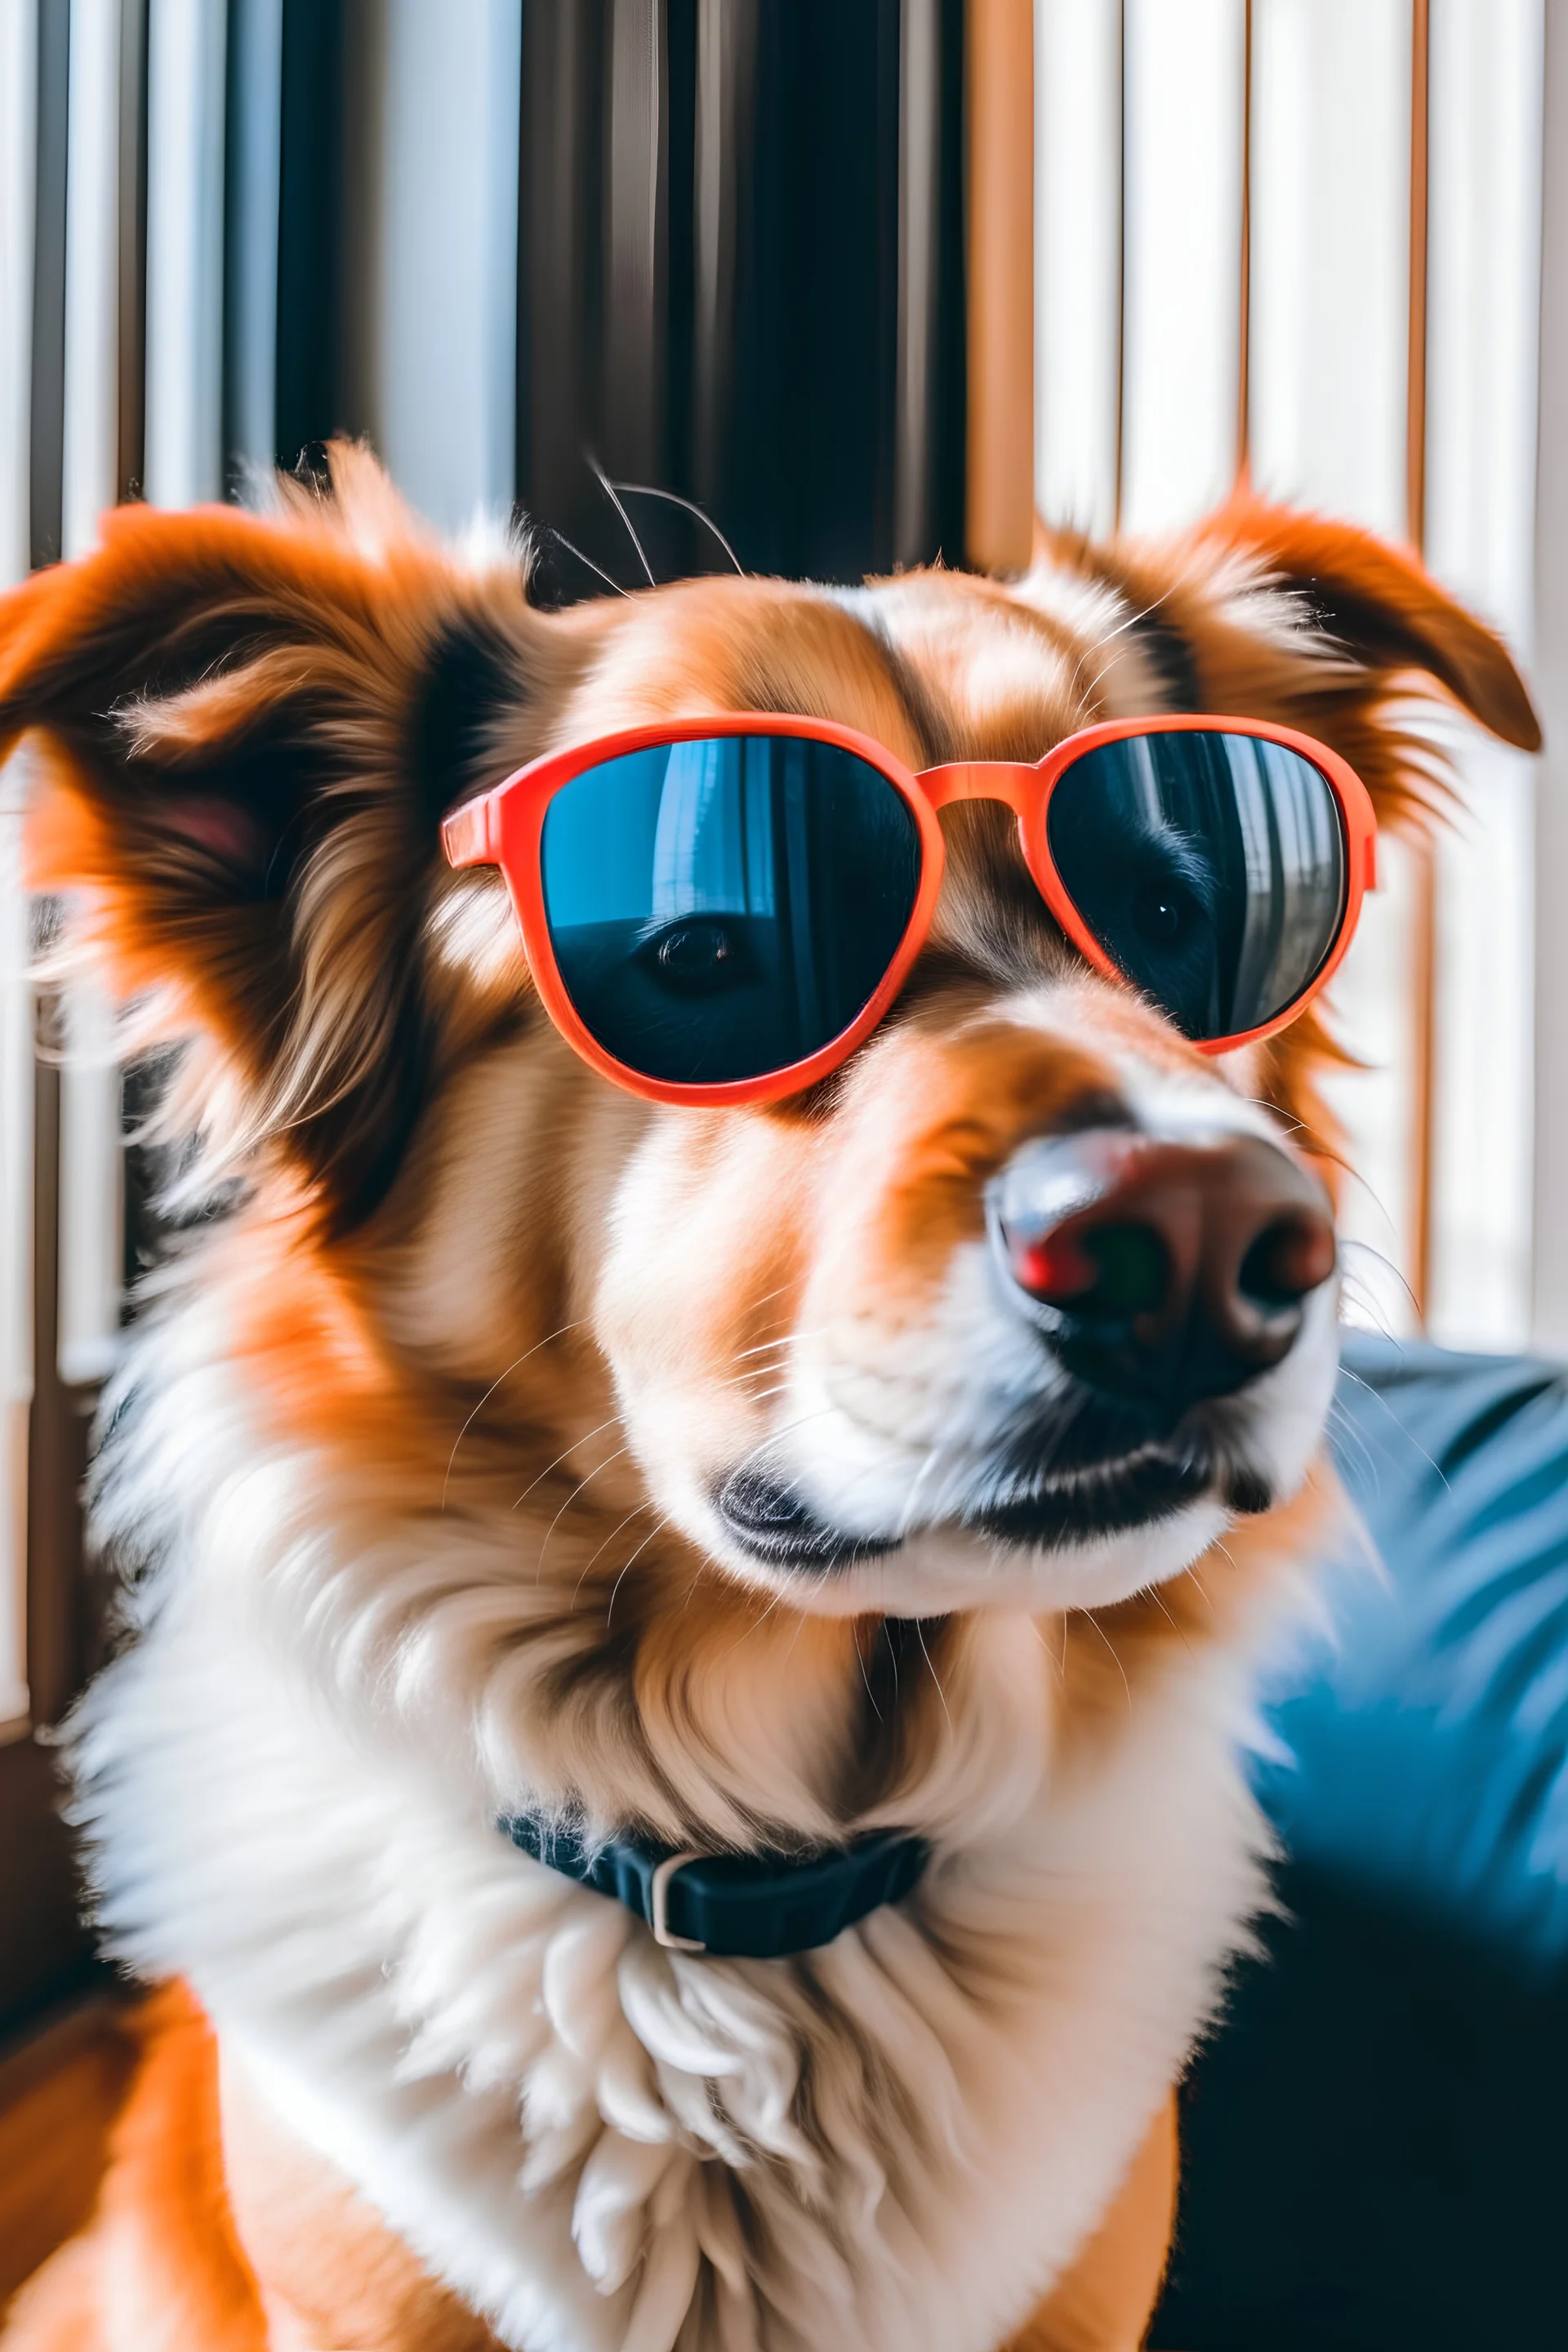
[75,1585,1270,2352]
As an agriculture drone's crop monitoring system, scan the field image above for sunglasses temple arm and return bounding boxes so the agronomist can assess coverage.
[442,795,497,871]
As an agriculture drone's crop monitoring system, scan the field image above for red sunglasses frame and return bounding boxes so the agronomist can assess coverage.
[442,711,1378,1108]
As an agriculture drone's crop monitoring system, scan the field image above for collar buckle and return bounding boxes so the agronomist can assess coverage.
[648,1851,706,1951]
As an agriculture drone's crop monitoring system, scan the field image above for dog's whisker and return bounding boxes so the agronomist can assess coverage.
[709,1579,792,1670]
[1027,1615,1067,1686]
[442,1319,589,1508]
[912,1616,952,1734]
[896,1438,949,1536]
[1076,1608,1134,1715]
[706,1356,800,1396]
[612,479,746,577]
[1183,1565,1217,1616]
[589,454,656,587]
[1142,1583,1195,1658]
[1335,1362,1450,1491]
[853,1625,884,1722]
[537,1442,639,1577]
[709,1403,841,1497]
[1325,1393,1380,1490]
[722,1326,823,1365]
[604,1515,673,1628]
[510,1412,627,1515]
[571,1495,658,1604]
[541,519,630,595]
[1060,590,1171,714]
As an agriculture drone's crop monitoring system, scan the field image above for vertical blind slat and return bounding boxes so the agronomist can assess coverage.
[1426,0,1545,1349]
[224,0,283,488]
[57,0,126,1393]
[1250,0,1413,536]
[62,0,123,559]
[145,0,227,509]
[0,0,36,584]
[1119,0,1245,534]
[1032,0,1120,537]
[895,0,942,564]
[1250,0,1419,1334]
[357,0,521,533]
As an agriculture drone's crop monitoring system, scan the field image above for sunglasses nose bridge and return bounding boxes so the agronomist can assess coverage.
[914,760,1043,816]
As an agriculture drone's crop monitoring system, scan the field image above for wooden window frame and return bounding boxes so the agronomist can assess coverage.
[0,1054,99,2042]
[0,0,146,2051]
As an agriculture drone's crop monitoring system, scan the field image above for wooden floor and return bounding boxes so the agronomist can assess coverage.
[0,1996,136,2315]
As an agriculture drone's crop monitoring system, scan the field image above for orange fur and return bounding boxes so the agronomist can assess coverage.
[1004,2099,1179,2352]
[4,1989,265,2352]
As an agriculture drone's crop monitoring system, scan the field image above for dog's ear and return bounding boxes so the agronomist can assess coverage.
[1180,493,1539,832]
[0,445,585,1226]
[1045,490,1539,827]
[1191,488,1540,751]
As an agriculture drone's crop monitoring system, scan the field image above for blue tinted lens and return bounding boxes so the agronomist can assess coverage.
[541,735,922,1085]
[1045,732,1348,1039]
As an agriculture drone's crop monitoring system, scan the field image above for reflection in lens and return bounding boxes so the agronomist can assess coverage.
[541,735,921,1084]
[1045,732,1348,1040]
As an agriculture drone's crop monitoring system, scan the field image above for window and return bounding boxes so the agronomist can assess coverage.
[1035,0,1545,1350]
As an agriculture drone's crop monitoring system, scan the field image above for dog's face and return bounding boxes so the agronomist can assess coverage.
[2,453,1538,1810]
[535,575,1342,1623]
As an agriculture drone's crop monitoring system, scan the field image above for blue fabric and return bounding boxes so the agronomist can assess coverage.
[1156,1336,1568,2351]
[1261,1336,1568,1964]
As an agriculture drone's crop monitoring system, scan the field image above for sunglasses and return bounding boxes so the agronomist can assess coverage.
[442,713,1376,1107]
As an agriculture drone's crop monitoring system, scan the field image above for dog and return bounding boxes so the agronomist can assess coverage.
[0,447,1537,2352]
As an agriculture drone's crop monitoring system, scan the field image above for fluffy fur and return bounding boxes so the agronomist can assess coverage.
[0,451,1537,2351]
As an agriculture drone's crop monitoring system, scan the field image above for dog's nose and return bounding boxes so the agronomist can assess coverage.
[989,1129,1335,1419]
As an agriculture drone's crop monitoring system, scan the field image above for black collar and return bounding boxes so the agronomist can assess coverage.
[498,1814,929,1959]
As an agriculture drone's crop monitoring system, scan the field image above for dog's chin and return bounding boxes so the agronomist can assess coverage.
[699,1453,1251,1618]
